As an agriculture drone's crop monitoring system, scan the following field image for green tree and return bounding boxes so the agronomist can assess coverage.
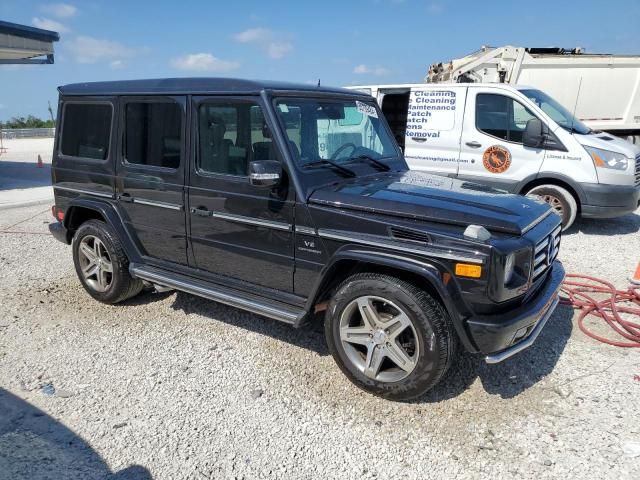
[0,115,55,129]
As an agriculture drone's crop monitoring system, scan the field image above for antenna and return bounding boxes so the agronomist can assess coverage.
[570,77,582,134]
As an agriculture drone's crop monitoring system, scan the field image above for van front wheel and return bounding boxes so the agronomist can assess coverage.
[526,184,578,230]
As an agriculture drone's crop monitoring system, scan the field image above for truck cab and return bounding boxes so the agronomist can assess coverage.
[351,83,640,230]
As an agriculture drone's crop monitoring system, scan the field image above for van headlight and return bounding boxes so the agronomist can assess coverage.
[504,253,515,285]
[584,146,629,171]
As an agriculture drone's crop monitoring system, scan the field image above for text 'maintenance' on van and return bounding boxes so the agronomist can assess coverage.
[350,83,640,230]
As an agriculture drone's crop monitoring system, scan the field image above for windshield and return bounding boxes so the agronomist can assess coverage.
[274,98,399,168]
[520,89,591,135]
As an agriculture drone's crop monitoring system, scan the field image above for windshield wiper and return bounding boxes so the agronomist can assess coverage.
[301,160,356,177]
[347,154,391,171]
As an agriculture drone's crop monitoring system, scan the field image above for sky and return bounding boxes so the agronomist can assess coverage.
[1,0,640,120]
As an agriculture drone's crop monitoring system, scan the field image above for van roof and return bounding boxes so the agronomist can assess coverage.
[59,78,369,97]
[348,83,533,91]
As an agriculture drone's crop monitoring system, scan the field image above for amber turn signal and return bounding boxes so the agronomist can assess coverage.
[455,263,482,278]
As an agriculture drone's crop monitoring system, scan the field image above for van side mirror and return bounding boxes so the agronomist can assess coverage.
[249,160,282,187]
[523,118,545,148]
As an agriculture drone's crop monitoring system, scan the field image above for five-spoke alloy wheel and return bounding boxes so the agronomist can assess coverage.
[339,295,419,382]
[72,220,143,304]
[326,273,456,401]
[78,235,113,292]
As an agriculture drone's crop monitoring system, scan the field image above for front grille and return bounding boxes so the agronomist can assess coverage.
[635,154,640,186]
[532,224,561,282]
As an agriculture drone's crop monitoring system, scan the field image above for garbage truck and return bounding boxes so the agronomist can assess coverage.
[426,46,640,144]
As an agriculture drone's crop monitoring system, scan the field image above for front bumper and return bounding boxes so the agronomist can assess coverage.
[581,183,640,218]
[49,221,69,244]
[466,262,565,363]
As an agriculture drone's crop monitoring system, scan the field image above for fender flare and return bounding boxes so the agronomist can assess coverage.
[64,198,142,263]
[308,246,478,352]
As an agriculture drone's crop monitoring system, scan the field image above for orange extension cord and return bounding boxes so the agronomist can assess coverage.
[560,274,640,348]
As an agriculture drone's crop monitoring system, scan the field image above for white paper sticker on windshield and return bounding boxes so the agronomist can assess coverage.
[355,100,378,118]
[279,103,289,113]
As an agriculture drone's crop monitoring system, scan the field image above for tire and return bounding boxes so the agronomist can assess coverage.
[72,219,143,304]
[325,273,456,401]
[526,184,578,231]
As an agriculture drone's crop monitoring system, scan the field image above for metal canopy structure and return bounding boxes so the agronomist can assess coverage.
[0,20,60,64]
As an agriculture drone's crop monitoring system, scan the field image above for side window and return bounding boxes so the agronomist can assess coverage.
[125,101,182,169]
[476,94,509,140]
[510,101,537,143]
[60,103,112,160]
[250,105,277,160]
[476,93,537,144]
[198,101,275,176]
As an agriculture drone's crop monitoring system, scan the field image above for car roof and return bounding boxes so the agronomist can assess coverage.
[59,77,370,97]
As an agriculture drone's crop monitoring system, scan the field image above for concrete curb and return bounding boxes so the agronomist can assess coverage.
[0,196,53,211]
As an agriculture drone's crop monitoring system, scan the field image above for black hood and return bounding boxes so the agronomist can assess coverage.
[309,171,552,235]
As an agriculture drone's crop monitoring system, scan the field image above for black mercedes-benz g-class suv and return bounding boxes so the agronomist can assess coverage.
[49,78,564,400]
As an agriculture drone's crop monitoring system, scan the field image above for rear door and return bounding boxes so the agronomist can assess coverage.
[457,87,545,191]
[115,96,187,264]
[403,86,467,176]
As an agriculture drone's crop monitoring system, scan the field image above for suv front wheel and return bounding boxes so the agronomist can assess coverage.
[72,219,143,304]
[325,273,456,401]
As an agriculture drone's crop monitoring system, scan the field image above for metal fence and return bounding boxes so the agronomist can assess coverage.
[1,128,55,139]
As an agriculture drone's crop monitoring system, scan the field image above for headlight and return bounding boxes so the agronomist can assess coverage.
[504,253,515,285]
[584,146,629,171]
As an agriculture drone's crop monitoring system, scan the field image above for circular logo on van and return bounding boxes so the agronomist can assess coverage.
[482,145,512,174]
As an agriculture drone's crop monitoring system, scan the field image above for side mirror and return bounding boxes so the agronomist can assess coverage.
[249,160,282,187]
[522,118,545,148]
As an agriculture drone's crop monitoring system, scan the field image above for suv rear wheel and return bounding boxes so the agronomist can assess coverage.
[72,220,143,304]
[325,273,456,401]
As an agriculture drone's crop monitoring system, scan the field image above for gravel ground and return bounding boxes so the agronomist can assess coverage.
[0,203,639,480]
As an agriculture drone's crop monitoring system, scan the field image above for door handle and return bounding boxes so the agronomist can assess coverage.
[411,137,427,143]
[191,206,211,217]
[119,193,134,203]
[465,141,482,148]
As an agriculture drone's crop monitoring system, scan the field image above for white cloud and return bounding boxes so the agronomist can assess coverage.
[110,60,124,69]
[233,28,293,59]
[32,17,68,33]
[40,3,77,18]
[66,36,138,64]
[353,64,390,76]
[170,53,240,72]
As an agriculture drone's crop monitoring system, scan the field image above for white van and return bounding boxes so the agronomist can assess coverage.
[350,83,640,229]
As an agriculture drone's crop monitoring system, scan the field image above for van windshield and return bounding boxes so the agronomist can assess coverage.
[274,98,399,170]
[520,89,591,135]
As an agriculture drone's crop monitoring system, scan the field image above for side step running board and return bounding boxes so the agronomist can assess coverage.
[129,263,305,325]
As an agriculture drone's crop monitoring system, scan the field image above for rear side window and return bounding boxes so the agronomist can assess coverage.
[60,103,112,160]
[476,93,537,144]
[125,102,182,169]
